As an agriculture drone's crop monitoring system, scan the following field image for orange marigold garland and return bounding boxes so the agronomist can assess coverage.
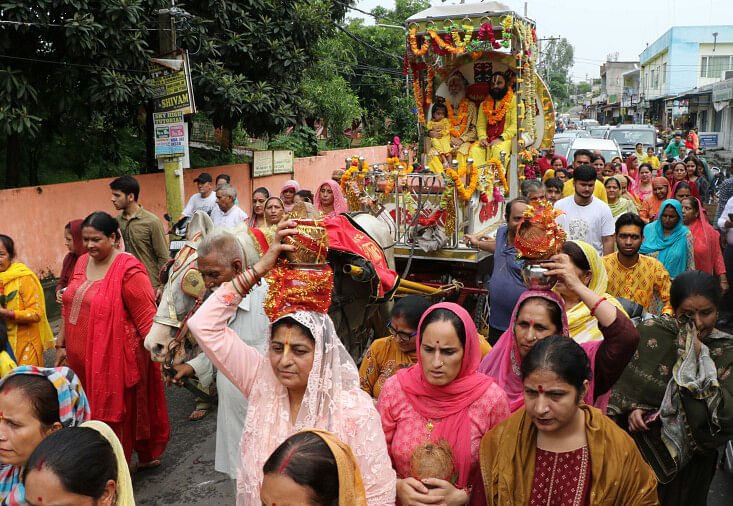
[425,65,435,110]
[413,73,425,125]
[488,158,508,194]
[445,165,478,200]
[409,28,430,56]
[428,30,465,54]
[447,98,469,137]
[482,88,514,125]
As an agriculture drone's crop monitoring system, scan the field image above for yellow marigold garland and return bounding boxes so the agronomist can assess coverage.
[428,30,465,54]
[488,158,508,194]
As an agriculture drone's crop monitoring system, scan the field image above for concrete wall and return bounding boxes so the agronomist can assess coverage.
[0,145,389,278]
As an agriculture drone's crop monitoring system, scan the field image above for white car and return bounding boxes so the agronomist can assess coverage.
[566,137,622,163]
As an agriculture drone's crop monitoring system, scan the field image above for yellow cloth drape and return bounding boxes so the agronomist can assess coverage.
[299,429,368,506]
[0,351,17,378]
[81,420,135,506]
[556,241,627,343]
[478,404,658,505]
[0,263,54,364]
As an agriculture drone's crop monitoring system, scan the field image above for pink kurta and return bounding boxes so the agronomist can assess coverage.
[188,283,396,505]
[377,375,510,484]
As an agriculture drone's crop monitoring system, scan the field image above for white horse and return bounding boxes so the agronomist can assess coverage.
[143,211,395,365]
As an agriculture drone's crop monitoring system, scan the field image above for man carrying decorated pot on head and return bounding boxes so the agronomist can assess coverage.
[427,70,478,174]
[470,71,517,169]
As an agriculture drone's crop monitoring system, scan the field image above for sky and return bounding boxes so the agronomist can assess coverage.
[352,0,733,83]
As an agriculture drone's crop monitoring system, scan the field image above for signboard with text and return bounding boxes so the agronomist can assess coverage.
[253,150,274,177]
[153,111,185,158]
[149,51,196,114]
[273,150,294,174]
[713,79,733,103]
[699,132,719,148]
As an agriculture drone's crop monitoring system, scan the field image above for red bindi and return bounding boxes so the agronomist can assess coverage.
[37,498,42,503]
[538,385,544,394]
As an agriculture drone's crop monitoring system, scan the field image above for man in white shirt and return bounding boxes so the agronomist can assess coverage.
[178,172,217,221]
[555,164,615,256]
[210,183,248,229]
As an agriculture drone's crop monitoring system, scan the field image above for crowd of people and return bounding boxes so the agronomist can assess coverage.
[0,140,732,506]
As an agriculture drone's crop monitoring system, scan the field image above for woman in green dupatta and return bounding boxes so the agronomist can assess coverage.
[604,176,637,221]
[607,270,733,506]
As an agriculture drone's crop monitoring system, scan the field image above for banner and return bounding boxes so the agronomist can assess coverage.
[253,150,273,177]
[153,111,185,158]
[149,50,196,114]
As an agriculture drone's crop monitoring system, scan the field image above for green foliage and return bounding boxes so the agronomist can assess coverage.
[268,125,319,158]
[576,82,591,94]
[539,38,575,109]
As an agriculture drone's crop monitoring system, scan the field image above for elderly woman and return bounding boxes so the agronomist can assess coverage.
[0,366,90,504]
[377,303,509,506]
[473,336,658,505]
[187,222,396,505]
[0,235,54,367]
[608,271,733,506]
[640,199,695,279]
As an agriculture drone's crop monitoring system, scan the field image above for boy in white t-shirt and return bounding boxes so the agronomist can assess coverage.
[179,172,217,221]
[554,164,615,256]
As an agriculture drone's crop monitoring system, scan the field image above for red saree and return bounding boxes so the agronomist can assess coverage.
[64,253,169,462]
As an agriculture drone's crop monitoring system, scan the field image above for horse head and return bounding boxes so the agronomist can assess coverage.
[144,211,212,364]
[144,211,263,365]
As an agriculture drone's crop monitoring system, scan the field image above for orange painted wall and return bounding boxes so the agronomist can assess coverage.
[0,145,389,278]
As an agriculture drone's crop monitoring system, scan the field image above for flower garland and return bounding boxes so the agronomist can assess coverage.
[447,98,469,137]
[425,65,435,111]
[408,28,430,56]
[445,164,478,200]
[482,88,514,125]
[451,25,474,48]
[488,158,508,195]
[478,23,502,49]
[428,30,466,55]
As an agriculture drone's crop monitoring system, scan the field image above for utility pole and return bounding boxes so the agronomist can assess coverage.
[157,2,185,224]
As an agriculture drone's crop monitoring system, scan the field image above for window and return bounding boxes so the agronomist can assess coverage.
[662,63,667,83]
[701,55,733,78]
[652,69,658,89]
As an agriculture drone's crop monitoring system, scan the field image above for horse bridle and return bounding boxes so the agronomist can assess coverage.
[153,234,206,371]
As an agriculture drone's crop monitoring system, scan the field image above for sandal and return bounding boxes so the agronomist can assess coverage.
[132,459,161,473]
[189,408,209,421]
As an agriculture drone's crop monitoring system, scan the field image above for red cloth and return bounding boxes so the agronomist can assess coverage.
[485,115,506,142]
[538,155,567,175]
[56,219,85,292]
[65,253,169,462]
[529,446,591,505]
[688,198,726,275]
[394,303,497,488]
[324,214,399,301]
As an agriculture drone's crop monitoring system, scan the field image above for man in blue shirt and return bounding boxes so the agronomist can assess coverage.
[464,198,528,344]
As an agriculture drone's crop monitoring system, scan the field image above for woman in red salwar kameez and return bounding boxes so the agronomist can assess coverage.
[59,211,169,467]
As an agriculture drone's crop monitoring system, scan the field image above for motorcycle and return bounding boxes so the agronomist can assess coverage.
[164,214,190,259]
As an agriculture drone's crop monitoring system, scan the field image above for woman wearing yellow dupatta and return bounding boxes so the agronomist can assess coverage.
[261,429,368,506]
[0,235,54,366]
[555,240,626,343]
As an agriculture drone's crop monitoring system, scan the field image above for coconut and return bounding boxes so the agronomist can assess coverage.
[410,439,455,482]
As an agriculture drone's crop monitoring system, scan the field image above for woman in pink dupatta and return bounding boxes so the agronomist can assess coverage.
[315,179,348,217]
[377,303,509,505]
[478,252,640,414]
[280,180,300,213]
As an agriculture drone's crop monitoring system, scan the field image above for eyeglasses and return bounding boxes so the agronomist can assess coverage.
[387,320,417,341]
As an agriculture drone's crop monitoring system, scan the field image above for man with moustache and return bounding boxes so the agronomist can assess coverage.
[427,71,478,173]
[470,71,517,167]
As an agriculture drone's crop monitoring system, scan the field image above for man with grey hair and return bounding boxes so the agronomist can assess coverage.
[167,229,268,479]
[520,179,545,201]
[211,183,248,228]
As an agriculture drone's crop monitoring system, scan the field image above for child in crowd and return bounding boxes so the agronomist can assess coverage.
[427,103,453,168]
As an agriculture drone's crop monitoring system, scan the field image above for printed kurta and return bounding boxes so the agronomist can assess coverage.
[602,252,673,315]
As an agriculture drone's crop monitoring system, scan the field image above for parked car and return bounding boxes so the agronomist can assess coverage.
[588,125,612,139]
[566,137,622,164]
[607,124,657,159]
[580,119,600,130]
[554,131,590,159]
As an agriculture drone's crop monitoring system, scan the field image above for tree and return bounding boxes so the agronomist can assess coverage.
[0,0,352,188]
[538,38,575,109]
[0,0,156,187]
[576,82,591,94]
